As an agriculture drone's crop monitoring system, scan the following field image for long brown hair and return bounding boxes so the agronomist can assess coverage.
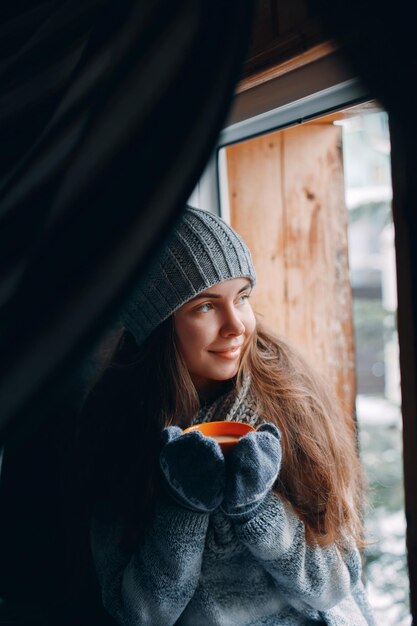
[239,321,365,549]
[77,317,200,538]
[78,316,365,549]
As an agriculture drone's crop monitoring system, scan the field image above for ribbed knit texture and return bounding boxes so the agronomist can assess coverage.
[221,422,282,519]
[91,385,376,626]
[160,426,226,512]
[121,207,256,346]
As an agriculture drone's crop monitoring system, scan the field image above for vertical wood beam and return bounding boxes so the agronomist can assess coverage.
[226,133,287,333]
[225,121,355,416]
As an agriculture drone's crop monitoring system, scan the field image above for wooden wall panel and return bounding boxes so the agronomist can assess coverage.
[225,122,355,415]
[242,0,326,80]
[225,133,287,333]
[246,0,278,57]
[282,123,355,412]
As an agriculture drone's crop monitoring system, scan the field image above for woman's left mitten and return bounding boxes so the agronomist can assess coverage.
[221,422,282,518]
[160,426,226,513]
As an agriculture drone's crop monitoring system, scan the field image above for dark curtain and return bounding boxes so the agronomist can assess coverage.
[0,0,254,443]
[0,1,254,622]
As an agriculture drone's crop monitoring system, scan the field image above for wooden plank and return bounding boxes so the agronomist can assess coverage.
[241,0,325,80]
[236,42,336,94]
[282,123,355,413]
[246,0,277,57]
[226,132,287,335]
[225,122,355,415]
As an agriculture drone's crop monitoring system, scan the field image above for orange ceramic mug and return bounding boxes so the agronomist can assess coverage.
[183,421,255,452]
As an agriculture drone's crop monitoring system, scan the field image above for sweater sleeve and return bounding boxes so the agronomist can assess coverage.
[232,492,362,613]
[90,495,209,626]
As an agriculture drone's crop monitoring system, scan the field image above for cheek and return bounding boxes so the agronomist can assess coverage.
[175,321,210,363]
[244,308,256,338]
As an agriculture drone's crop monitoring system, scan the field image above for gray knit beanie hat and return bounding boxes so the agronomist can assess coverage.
[121,206,256,346]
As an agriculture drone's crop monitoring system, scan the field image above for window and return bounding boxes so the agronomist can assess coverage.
[212,88,409,624]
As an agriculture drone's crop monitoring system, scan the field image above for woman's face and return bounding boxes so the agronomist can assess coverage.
[174,277,256,395]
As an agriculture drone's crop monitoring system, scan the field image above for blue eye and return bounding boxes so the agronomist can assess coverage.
[197,302,213,313]
[237,293,250,305]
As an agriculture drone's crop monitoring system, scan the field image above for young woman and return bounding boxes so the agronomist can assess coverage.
[79,206,375,625]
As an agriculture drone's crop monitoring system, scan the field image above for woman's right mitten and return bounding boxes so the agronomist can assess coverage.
[221,422,282,518]
[160,426,226,513]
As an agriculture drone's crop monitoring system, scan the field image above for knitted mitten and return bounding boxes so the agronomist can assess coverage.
[160,426,226,513]
[221,422,282,518]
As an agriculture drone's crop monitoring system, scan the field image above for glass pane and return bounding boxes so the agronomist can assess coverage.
[339,107,410,625]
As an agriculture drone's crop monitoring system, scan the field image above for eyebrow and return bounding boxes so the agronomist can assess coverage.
[188,281,252,302]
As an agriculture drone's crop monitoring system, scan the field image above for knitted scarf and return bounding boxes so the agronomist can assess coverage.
[192,376,262,428]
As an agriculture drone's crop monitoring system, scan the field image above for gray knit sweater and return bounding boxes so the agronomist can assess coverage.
[91,382,375,626]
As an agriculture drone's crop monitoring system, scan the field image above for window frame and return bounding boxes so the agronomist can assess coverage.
[196,51,372,218]
[202,49,414,620]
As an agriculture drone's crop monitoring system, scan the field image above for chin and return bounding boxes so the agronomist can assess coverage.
[213,367,239,381]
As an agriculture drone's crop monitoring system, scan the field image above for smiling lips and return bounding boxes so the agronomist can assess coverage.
[209,345,243,360]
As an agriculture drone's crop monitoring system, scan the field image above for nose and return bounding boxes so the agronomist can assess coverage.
[220,306,245,337]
